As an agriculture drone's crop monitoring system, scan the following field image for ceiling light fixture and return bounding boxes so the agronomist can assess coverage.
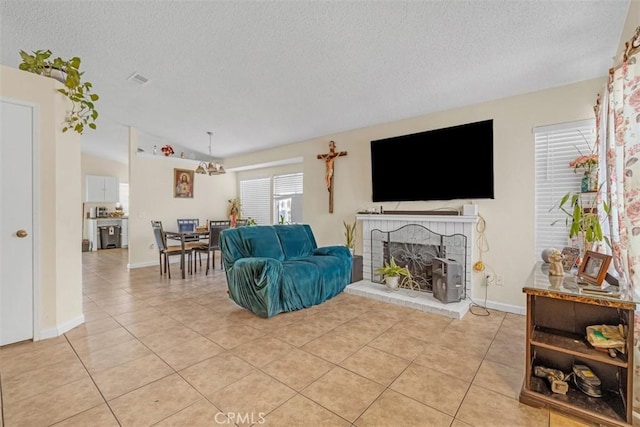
[195,131,226,176]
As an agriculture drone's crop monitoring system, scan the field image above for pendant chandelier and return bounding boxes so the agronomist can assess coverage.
[195,131,226,175]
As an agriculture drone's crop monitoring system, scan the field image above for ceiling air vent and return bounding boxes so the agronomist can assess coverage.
[127,72,149,85]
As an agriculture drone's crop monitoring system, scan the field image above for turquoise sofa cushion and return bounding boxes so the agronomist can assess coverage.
[274,224,316,259]
[236,225,284,261]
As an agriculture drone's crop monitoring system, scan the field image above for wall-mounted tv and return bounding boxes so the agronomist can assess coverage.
[370,119,494,202]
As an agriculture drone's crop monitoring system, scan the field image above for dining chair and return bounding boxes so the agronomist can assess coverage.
[208,219,230,226]
[151,220,192,278]
[177,218,208,272]
[176,218,203,248]
[177,218,199,236]
[193,222,229,274]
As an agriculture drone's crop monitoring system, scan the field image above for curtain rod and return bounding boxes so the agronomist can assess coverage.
[609,26,640,75]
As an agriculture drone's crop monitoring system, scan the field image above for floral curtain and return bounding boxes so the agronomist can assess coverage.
[598,26,640,416]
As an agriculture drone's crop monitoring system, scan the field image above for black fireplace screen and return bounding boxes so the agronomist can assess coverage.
[371,224,466,294]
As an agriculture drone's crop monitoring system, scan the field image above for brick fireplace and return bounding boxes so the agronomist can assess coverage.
[346,212,478,319]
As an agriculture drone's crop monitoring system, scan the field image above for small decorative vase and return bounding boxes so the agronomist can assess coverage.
[581,170,597,192]
[385,276,399,289]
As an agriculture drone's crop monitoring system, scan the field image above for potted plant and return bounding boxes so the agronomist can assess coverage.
[18,49,99,134]
[552,191,610,257]
[375,257,410,289]
[343,219,356,254]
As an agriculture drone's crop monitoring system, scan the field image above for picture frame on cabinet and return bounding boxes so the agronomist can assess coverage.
[577,250,612,286]
[174,168,194,198]
[561,247,580,271]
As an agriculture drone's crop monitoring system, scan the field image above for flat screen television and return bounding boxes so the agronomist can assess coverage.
[370,119,494,202]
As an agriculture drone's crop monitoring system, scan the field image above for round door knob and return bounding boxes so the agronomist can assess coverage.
[16,229,28,238]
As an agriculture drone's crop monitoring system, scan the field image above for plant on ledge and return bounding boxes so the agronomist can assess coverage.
[160,145,174,156]
[18,49,99,134]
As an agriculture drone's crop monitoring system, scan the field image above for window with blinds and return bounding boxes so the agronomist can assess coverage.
[534,119,596,257]
[240,178,271,226]
[274,173,303,223]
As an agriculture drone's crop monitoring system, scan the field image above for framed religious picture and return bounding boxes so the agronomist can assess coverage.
[173,168,194,198]
[561,247,580,271]
[577,250,612,286]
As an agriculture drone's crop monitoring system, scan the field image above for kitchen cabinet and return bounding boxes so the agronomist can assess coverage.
[520,263,637,426]
[85,175,119,202]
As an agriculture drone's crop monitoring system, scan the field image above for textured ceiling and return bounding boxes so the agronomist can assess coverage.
[0,0,630,164]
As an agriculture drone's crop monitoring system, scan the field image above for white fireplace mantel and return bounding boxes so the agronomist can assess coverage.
[349,213,479,319]
[356,213,479,224]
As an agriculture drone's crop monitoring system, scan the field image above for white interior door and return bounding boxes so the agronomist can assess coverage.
[1,99,35,346]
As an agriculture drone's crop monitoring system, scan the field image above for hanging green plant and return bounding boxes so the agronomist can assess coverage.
[18,49,99,134]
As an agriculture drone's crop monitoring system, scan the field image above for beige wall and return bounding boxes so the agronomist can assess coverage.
[228,77,605,310]
[0,65,83,335]
[127,127,237,267]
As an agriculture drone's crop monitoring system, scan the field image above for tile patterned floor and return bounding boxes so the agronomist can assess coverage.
[0,249,597,426]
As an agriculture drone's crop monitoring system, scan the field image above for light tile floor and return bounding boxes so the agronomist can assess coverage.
[0,249,596,426]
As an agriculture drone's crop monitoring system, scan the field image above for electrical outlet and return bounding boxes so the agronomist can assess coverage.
[496,275,504,286]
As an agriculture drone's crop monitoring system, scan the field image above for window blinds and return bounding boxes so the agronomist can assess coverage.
[534,119,596,256]
[240,178,271,225]
[274,173,303,196]
[274,173,304,223]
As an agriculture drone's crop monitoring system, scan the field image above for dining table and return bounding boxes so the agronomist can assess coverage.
[163,229,210,279]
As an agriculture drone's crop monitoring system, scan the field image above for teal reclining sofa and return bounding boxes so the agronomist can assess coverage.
[219,224,352,318]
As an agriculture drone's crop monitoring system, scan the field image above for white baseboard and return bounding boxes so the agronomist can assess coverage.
[129,260,159,269]
[470,299,526,315]
[129,258,186,269]
[39,314,85,340]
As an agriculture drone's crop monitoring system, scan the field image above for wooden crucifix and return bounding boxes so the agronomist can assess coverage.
[317,140,347,213]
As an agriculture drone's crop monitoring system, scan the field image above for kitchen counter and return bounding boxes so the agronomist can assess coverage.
[91,216,128,220]
[86,218,128,251]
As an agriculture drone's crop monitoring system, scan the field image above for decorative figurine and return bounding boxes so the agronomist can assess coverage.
[548,249,565,276]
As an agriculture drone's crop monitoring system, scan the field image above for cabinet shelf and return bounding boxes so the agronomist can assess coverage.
[531,328,628,368]
[521,376,627,427]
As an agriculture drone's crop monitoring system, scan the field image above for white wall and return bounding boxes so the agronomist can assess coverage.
[226,77,605,310]
[127,128,237,267]
[0,65,83,336]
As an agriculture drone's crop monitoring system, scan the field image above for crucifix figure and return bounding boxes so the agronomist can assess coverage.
[317,140,347,213]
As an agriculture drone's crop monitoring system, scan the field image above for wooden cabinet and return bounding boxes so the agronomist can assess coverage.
[85,175,119,202]
[520,263,637,426]
[351,255,363,283]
